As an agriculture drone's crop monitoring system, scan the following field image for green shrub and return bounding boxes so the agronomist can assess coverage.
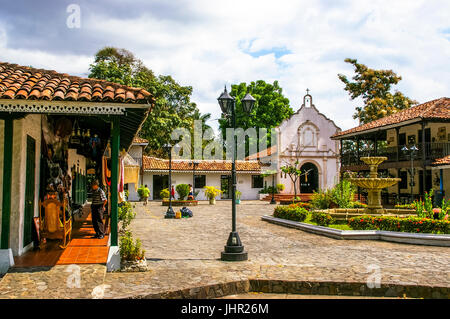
[331,179,355,209]
[289,202,311,210]
[413,190,434,219]
[276,183,285,192]
[351,201,367,208]
[176,184,190,200]
[273,206,308,222]
[440,198,450,216]
[311,189,333,209]
[118,201,136,232]
[119,231,145,261]
[348,215,450,234]
[394,203,415,209]
[311,211,335,226]
[137,185,145,199]
[160,188,170,199]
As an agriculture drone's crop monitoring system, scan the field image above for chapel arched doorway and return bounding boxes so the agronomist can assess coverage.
[300,162,319,193]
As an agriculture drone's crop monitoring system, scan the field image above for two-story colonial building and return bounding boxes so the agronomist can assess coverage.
[332,97,450,204]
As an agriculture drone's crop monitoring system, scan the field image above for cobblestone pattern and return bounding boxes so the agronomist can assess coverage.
[0,264,106,299]
[1,201,449,299]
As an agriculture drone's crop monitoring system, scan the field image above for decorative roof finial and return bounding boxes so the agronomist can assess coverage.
[306,88,310,95]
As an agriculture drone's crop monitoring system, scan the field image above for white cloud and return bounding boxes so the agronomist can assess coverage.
[0,0,449,133]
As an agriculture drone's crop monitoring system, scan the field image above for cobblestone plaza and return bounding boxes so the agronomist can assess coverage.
[1,201,448,298]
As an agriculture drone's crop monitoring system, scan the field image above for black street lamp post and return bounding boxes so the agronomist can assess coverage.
[191,160,200,198]
[402,145,419,203]
[218,86,255,261]
[270,173,276,204]
[163,143,178,218]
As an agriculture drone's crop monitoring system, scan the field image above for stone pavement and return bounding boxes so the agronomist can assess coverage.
[0,200,449,298]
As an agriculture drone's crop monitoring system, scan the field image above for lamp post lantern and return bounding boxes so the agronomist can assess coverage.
[402,145,419,203]
[218,85,255,261]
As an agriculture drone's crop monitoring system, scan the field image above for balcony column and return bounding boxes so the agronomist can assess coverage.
[356,137,360,159]
[421,121,426,193]
[374,135,378,156]
[110,117,120,247]
[395,127,400,162]
[1,116,13,249]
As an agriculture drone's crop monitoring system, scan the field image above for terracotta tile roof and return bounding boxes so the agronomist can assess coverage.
[0,61,153,104]
[432,155,450,166]
[143,156,264,172]
[332,98,450,139]
[245,145,277,160]
[132,137,149,144]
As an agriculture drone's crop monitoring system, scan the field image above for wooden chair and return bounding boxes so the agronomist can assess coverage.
[39,198,72,249]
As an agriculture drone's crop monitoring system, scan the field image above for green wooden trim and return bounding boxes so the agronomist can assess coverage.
[110,117,120,246]
[23,135,36,247]
[1,117,13,249]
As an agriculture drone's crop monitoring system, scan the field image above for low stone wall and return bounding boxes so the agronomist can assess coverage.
[315,208,416,222]
[131,279,450,299]
[262,215,450,247]
[162,200,198,206]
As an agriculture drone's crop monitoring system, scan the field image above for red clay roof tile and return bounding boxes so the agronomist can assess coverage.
[332,98,450,138]
[0,61,154,104]
[143,156,264,172]
[432,155,450,166]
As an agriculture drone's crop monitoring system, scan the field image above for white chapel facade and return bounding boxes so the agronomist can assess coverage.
[275,91,341,194]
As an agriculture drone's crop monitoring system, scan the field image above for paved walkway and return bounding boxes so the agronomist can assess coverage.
[0,201,449,298]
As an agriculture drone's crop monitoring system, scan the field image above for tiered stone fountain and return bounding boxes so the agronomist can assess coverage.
[348,157,401,214]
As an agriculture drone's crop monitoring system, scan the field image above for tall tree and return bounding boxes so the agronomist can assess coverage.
[218,80,293,156]
[338,58,417,124]
[89,47,206,158]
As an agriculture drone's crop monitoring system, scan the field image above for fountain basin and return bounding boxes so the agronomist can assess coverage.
[360,156,388,166]
[348,178,401,190]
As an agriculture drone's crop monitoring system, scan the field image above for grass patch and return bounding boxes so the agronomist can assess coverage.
[303,215,352,230]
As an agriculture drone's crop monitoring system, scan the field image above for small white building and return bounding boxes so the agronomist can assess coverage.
[126,151,268,200]
[248,91,341,195]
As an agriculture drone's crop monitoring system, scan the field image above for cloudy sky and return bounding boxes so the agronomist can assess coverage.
[0,0,449,131]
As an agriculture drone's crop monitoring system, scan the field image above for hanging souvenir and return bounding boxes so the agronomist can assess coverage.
[89,133,101,158]
[82,129,92,156]
[69,120,82,150]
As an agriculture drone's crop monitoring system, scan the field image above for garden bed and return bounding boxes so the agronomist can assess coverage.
[162,200,198,206]
[262,215,450,247]
[271,204,450,235]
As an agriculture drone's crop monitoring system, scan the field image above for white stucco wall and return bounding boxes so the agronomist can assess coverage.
[6,115,42,256]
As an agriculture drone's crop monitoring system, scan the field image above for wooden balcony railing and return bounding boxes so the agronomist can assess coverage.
[341,142,450,167]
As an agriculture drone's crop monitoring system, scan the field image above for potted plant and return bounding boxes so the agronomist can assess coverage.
[204,186,222,205]
[259,187,269,200]
[160,188,170,200]
[176,184,190,200]
[236,190,242,204]
[276,183,285,193]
